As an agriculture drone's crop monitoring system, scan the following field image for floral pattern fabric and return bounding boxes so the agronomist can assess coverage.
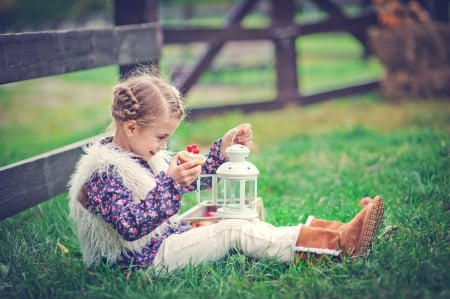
[85,138,226,270]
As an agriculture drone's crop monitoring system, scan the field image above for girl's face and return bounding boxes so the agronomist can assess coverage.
[128,115,181,161]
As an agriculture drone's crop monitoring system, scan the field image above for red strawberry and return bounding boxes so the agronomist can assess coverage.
[187,144,199,153]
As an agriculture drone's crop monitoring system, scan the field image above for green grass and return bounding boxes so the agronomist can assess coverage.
[0,31,449,298]
[1,109,449,298]
[299,33,383,94]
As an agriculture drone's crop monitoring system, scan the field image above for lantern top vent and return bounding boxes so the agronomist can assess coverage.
[216,144,259,179]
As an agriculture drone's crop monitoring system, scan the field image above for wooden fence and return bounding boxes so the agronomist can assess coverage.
[164,0,380,118]
[0,21,161,220]
[0,0,382,220]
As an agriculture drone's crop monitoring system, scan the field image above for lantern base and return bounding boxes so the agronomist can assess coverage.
[216,207,259,219]
[180,198,265,228]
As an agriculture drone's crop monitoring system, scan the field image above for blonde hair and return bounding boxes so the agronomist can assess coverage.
[110,71,185,128]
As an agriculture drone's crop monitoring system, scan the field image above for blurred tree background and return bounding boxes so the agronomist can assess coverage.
[0,0,113,32]
[0,0,377,33]
[0,0,245,32]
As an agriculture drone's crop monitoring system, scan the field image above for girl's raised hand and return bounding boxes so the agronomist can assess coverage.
[167,153,202,186]
[221,123,253,156]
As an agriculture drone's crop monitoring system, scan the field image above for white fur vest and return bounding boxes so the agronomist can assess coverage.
[68,139,180,267]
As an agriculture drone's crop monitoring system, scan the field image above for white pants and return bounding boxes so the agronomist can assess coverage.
[152,219,300,273]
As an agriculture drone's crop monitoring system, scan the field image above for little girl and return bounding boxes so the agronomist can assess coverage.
[68,71,384,273]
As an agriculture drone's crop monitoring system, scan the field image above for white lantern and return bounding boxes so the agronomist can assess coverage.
[215,144,259,219]
[181,144,262,225]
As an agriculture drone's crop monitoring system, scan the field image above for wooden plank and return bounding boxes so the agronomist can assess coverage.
[299,80,380,105]
[187,80,379,120]
[0,138,94,220]
[186,100,287,120]
[162,11,377,43]
[0,23,161,85]
[163,27,270,43]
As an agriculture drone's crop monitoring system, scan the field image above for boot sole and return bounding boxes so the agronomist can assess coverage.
[355,195,384,258]
[373,195,385,233]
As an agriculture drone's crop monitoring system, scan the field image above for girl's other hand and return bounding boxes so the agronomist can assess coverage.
[167,153,202,186]
[221,123,253,155]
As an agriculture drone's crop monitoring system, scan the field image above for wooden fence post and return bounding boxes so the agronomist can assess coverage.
[270,0,300,103]
[114,0,160,78]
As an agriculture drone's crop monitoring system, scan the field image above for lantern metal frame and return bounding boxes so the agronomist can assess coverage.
[216,177,259,219]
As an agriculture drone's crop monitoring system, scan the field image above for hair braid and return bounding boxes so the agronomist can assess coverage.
[110,70,186,127]
[111,85,141,122]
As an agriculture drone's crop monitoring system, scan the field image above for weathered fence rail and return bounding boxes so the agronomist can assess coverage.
[0,23,161,220]
[0,0,384,220]
[0,23,161,85]
[0,140,92,220]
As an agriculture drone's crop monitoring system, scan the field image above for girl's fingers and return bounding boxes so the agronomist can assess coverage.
[180,159,202,170]
[230,124,252,144]
[234,125,252,145]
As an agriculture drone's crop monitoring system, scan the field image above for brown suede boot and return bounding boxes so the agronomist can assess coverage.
[294,196,384,263]
[305,216,345,231]
[304,197,376,231]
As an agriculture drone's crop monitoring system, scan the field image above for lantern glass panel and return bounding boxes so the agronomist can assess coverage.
[220,178,257,211]
[195,174,217,205]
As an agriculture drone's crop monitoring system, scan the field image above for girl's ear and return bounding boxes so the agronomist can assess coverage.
[123,120,137,137]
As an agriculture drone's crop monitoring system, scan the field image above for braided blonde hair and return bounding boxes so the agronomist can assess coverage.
[111,72,185,127]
